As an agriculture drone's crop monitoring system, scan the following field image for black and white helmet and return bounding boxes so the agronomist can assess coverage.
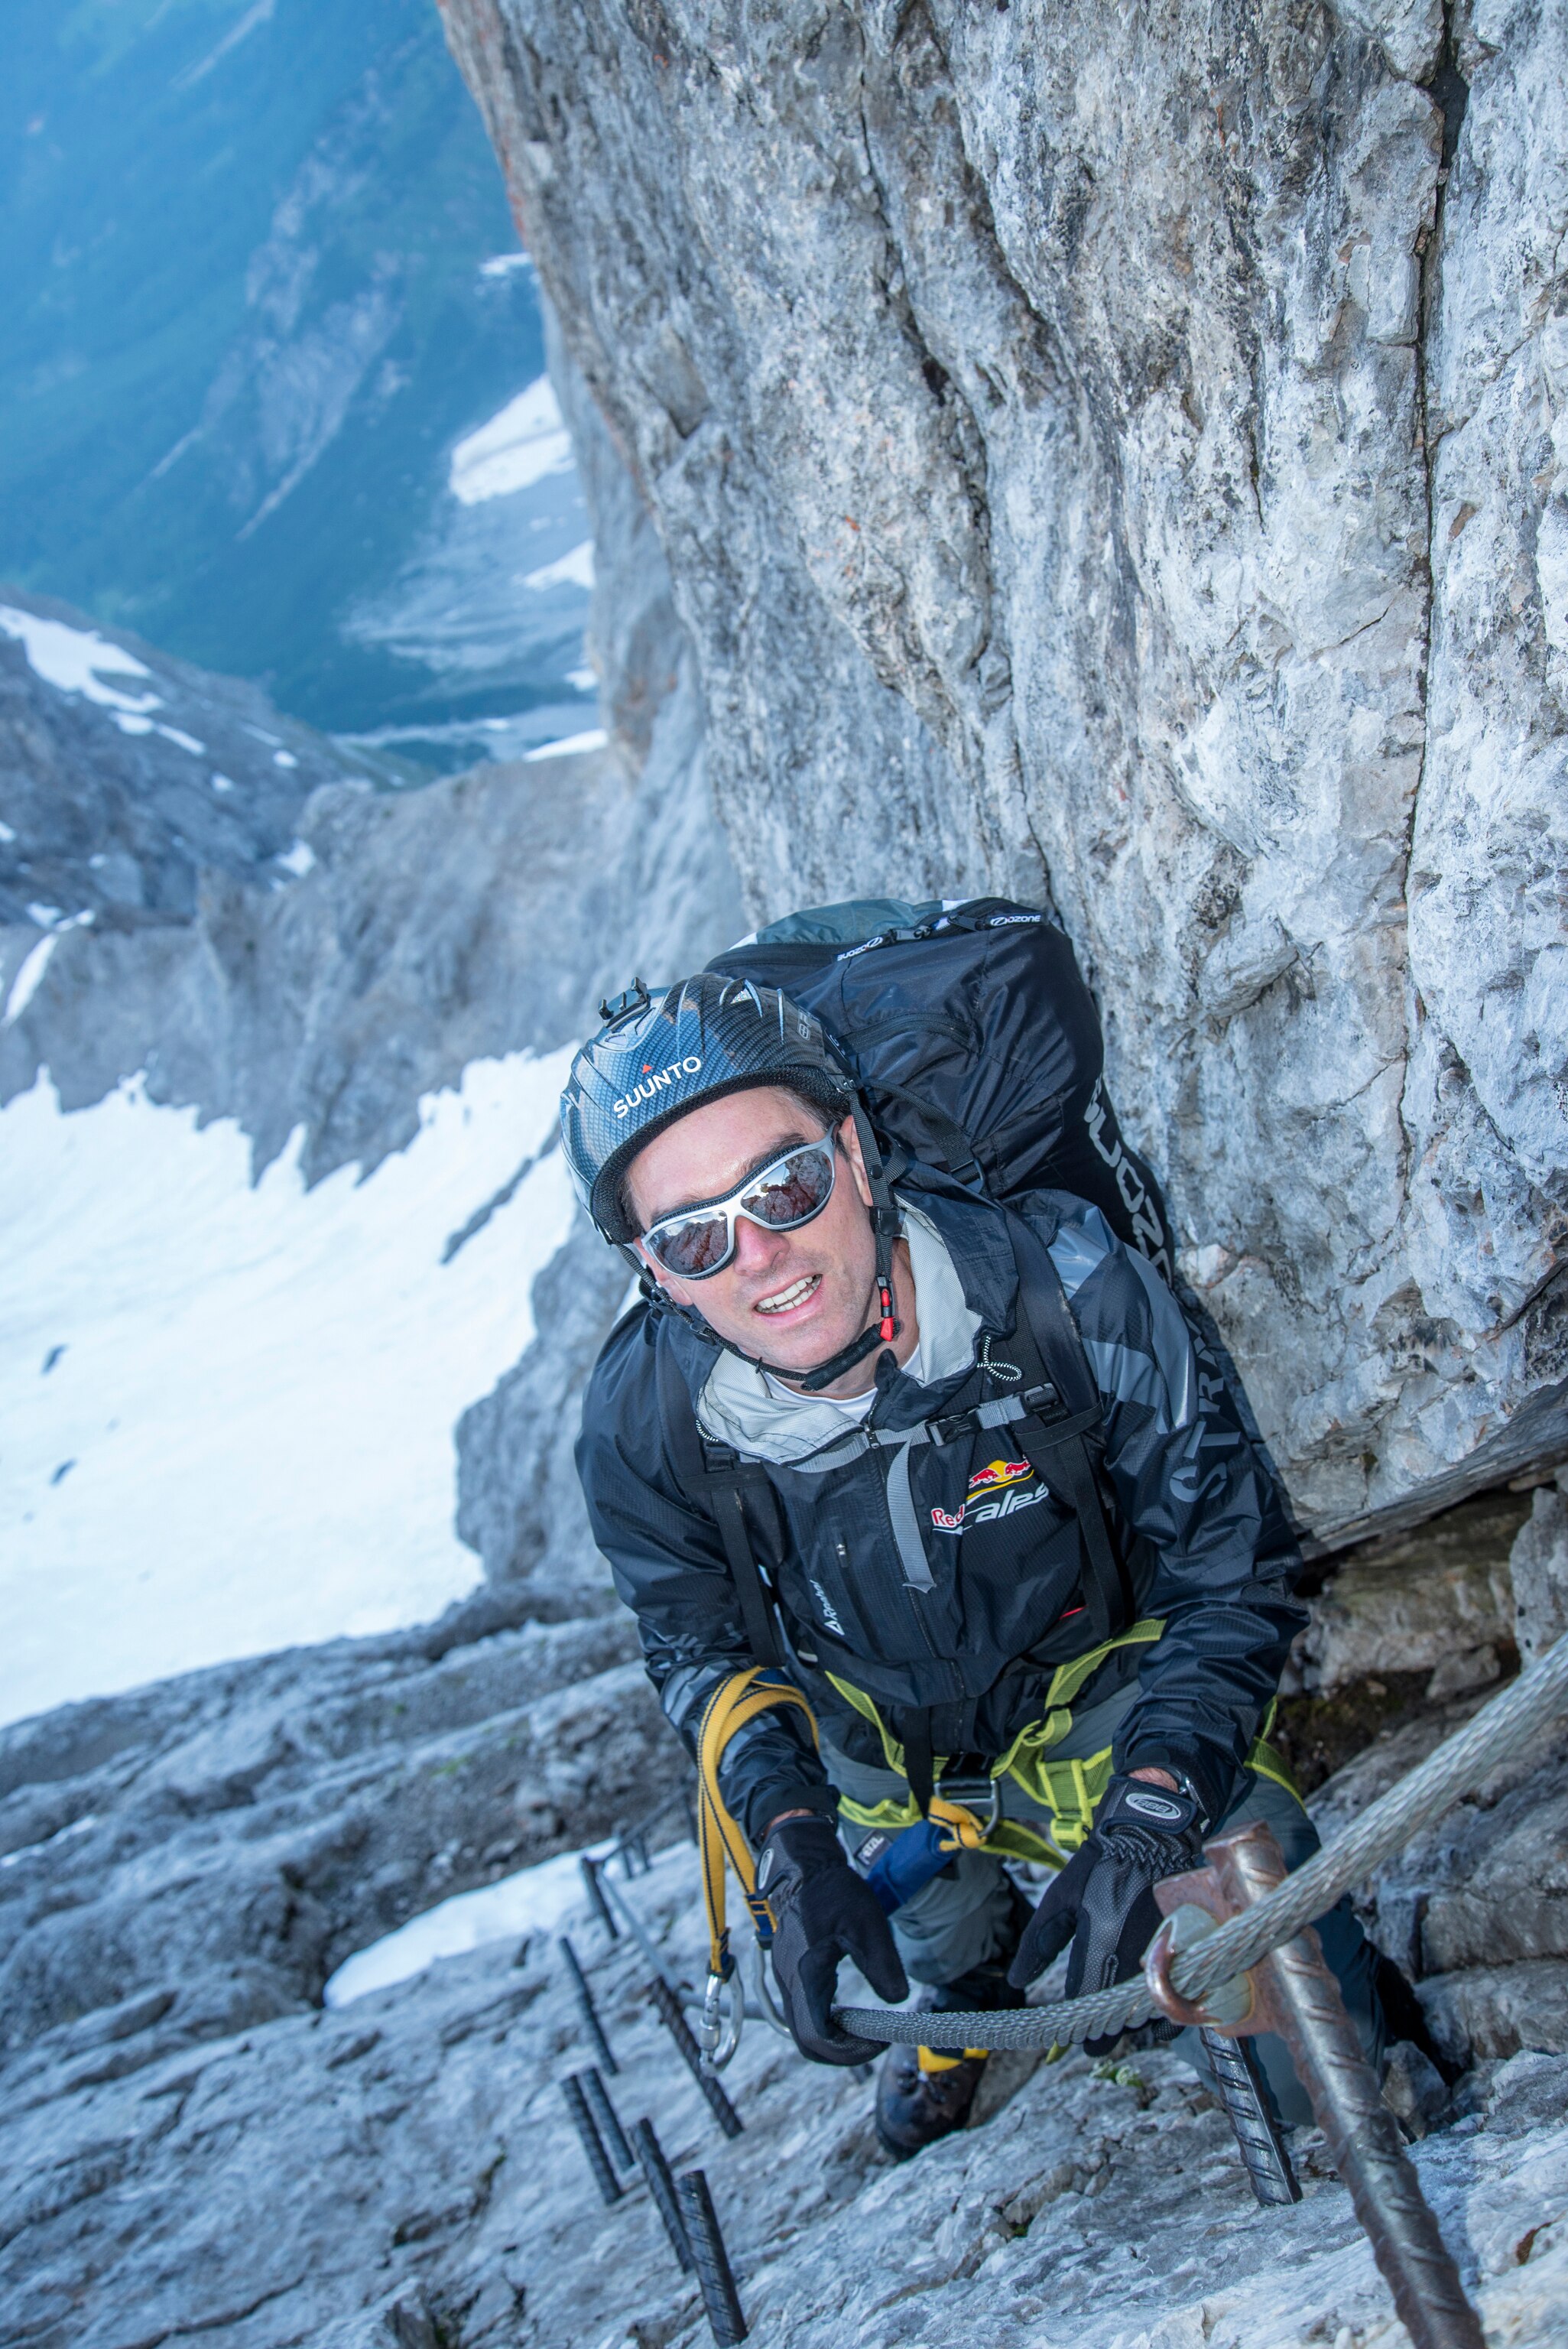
[560,971,855,1243]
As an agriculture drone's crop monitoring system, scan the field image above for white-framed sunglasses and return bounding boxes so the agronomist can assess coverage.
[640,1136,839,1280]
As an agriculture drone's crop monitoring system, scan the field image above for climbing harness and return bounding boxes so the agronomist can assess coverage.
[692,1664,1010,2070]
[832,1619,1296,1868]
[834,1628,1568,2052]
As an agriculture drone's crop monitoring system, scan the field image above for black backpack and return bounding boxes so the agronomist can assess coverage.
[707,896,1174,1278]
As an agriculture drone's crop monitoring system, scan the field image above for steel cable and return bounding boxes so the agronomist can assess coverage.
[837,1630,1568,2052]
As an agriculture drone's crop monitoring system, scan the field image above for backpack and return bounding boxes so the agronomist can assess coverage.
[706,896,1174,1278]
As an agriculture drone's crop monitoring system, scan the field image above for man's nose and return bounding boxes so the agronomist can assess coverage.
[730,1213,789,1278]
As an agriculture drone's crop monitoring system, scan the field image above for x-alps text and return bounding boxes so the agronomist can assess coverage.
[931,1480,1050,1535]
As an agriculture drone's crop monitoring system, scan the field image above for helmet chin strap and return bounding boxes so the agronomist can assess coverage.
[633,1100,904,1394]
[775,1101,901,1393]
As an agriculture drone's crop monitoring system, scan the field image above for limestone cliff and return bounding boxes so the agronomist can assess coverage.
[437,0,1567,1547]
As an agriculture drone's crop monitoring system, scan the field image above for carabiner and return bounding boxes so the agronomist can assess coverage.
[697,1967,745,2073]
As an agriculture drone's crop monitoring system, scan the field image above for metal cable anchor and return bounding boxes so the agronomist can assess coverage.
[1145,1822,1485,2349]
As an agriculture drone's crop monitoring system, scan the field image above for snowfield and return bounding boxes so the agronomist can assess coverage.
[521,538,595,592]
[0,604,161,715]
[448,377,573,505]
[323,1841,616,2006]
[0,1051,576,1727]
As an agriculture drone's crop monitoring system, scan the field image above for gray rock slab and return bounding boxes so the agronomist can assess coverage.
[4,1818,1566,2349]
[436,0,1568,1545]
[0,1615,679,2059]
[0,587,352,931]
[1294,1487,1524,1695]
[1421,1958,1568,2064]
[1512,1473,1568,1664]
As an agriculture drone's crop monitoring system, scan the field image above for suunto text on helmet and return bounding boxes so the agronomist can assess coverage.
[612,1057,704,1116]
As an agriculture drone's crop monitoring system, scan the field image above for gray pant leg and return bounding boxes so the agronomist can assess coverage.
[1177,1769,1387,2128]
[829,1743,1016,1987]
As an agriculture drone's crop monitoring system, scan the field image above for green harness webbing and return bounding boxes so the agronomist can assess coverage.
[833,1619,1300,1867]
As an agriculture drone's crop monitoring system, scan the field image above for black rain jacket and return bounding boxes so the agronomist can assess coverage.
[577,1180,1304,1843]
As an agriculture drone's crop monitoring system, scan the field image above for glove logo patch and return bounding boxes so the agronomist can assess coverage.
[1122,1789,1187,1824]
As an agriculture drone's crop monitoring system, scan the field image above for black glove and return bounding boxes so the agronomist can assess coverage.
[758,1817,910,2065]
[1007,1776,1203,2046]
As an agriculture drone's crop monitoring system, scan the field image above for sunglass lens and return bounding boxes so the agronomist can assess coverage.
[648,1213,732,1279]
[741,1145,835,1229]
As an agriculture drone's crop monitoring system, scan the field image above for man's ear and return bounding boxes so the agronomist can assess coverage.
[839,1113,875,1210]
[632,1237,685,1301]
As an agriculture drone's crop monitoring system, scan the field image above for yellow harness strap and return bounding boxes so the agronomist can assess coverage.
[696,1668,820,1981]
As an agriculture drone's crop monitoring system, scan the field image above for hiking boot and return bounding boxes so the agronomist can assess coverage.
[873,1947,1028,2162]
[875,2041,989,2159]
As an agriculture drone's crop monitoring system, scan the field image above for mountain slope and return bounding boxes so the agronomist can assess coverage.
[0,0,592,745]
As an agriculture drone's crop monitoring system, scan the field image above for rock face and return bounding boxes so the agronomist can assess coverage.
[0,1606,656,2056]
[437,0,1568,1547]
[0,590,344,930]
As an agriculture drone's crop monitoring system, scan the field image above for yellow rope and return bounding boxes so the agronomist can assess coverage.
[695,1669,820,1980]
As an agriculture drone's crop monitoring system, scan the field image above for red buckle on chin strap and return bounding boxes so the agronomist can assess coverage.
[878,1280,896,1343]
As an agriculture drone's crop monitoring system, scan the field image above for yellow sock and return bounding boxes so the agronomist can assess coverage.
[917,2044,989,2072]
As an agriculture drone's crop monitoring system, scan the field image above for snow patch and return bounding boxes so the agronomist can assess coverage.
[479,252,531,280]
[273,749,299,770]
[0,1814,97,1871]
[155,723,205,755]
[0,606,161,716]
[3,935,59,1026]
[565,664,596,694]
[323,1844,611,2006]
[174,0,276,92]
[449,379,573,506]
[521,540,595,593]
[524,728,608,762]
[211,773,237,794]
[114,713,155,736]
[0,1048,577,1726]
[276,840,317,878]
[0,819,16,843]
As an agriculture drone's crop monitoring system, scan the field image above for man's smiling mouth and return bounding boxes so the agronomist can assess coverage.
[755,1272,821,1316]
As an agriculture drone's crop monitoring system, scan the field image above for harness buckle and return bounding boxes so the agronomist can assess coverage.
[934,1769,1002,1835]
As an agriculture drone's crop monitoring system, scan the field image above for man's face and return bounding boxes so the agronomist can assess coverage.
[626,1086,876,1375]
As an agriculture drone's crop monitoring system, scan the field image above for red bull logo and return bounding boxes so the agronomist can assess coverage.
[967,1457,1032,1495]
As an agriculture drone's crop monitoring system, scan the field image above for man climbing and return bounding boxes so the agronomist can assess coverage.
[563,944,1386,2159]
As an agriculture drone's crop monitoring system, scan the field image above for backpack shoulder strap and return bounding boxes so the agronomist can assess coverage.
[654,1328,785,1672]
[1003,1210,1136,1646]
